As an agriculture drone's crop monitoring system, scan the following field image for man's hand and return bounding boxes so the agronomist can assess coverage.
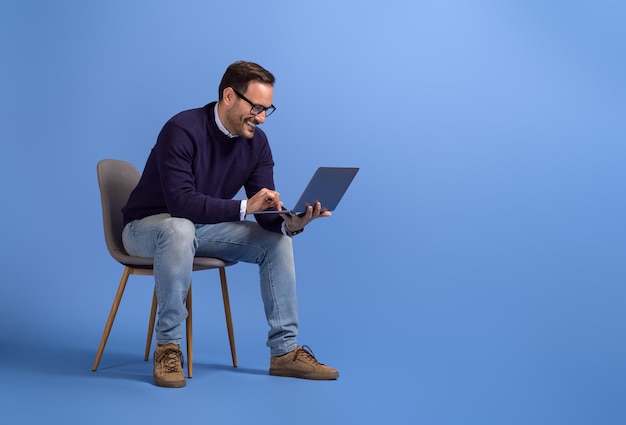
[282,202,331,233]
[247,188,283,214]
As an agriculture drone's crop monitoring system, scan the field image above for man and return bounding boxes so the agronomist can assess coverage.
[121,61,339,388]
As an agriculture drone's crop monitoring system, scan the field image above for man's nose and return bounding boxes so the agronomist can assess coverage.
[254,111,266,124]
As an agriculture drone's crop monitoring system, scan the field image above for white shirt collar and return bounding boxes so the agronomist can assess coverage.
[214,103,238,138]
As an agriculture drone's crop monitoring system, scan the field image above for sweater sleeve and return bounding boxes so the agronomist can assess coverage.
[156,122,242,224]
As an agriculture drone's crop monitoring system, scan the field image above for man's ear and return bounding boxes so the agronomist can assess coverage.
[222,87,236,106]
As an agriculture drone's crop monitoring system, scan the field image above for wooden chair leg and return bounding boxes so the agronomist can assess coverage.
[186,284,193,378]
[92,266,132,371]
[219,267,238,368]
[144,289,157,361]
[94,266,234,375]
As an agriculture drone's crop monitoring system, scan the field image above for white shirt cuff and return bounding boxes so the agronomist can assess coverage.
[240,200,247,221]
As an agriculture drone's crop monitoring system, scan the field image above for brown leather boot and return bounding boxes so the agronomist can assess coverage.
[153,343,186,388]
[269,345,339,380]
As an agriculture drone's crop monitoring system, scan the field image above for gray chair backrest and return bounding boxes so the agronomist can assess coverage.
[97,159,153,267]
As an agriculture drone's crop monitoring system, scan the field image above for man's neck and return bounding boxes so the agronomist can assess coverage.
[215,102,238,138]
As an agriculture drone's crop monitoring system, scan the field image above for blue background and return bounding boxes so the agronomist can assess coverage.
[1,1,625,423]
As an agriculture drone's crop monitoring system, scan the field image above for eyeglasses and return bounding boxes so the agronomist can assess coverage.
[233,89,276,117]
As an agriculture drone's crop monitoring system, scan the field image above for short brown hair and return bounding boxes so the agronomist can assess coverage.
[218,61,275,100]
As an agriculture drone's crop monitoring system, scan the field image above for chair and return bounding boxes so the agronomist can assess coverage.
[92,159,238,378]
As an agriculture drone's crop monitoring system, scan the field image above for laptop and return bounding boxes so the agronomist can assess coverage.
[253,167,359,215]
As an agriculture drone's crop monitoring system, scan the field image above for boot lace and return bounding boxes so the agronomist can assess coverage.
[156,347,184,372]
[294,345,326,366]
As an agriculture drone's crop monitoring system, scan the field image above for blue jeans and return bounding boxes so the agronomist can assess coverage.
[122,213,298,356]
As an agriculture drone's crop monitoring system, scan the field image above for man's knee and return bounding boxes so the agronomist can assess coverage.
[159,217,197,249]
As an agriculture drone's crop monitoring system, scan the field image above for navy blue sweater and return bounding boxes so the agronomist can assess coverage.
[122,102,282,233]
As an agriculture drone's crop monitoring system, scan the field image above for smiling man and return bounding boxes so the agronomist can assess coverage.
[120,61,338,388]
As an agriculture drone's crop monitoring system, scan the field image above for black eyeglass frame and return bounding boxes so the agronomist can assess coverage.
[232,89,276,117]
